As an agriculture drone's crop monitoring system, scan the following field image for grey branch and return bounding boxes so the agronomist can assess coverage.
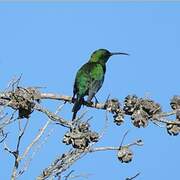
[37,139,143,179]
[34,103,72,128]
[40,93,106,109]
[1,89,180,129]
[37,149,86,180]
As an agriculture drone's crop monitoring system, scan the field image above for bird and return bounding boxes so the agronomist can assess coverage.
[72,48,129,120]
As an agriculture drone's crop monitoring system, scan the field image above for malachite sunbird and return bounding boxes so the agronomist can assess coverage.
[72,48,129,120]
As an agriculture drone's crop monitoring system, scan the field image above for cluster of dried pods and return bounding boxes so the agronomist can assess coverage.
[3,87,180,164]
[106,95,180,136]
[63,122,99,149]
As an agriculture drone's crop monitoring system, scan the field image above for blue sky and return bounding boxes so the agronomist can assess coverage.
[0,2,180,180]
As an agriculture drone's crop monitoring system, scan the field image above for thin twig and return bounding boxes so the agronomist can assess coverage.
[126,172,140,180]
[119,130,130,149]
[0,131,8,143]
[20,103,65,162]
[64,170,74,180]
[99,110,109,139]
[126,139,144,148]
[11,118,29,180]
[64,171,92,180]
[19,120,51,162]
[0,111,17,129]
[19,128,55,177]
[17,103,65,177]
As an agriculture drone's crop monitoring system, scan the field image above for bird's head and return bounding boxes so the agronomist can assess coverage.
[89,49,129,64]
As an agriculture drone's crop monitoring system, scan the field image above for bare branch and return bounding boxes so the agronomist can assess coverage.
[20,119,51,162]
[89,146,119,152]
[7,118,30,180]
[0,111,17,129]
[119,130,130,149]
[98,110,109,139]
[37,149,86,180]
[34,103,72,128]
[89,139,143,153]
[19,128,55,176]
[0,130,8,143]
[126,139,144,148]
[40,93,106,110]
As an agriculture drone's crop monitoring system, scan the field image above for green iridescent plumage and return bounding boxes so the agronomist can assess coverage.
[72,49,129,120]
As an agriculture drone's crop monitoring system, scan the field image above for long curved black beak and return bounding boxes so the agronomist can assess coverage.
[111,52,129,56]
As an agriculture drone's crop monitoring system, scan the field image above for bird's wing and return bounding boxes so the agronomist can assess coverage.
[73,63,91,98]
[87,63,104,102]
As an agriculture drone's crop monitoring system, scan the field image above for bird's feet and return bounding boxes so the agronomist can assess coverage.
[86,97,99,107]
[72,95,76,103]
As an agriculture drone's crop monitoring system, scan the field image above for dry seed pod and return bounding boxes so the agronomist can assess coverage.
[117,146,133,163]
[62,123,99,149]
[105,99,120,113]
[131,109,149,128]
[18,100,35,118]
[62,132,72,145]
[170,96,180,110]
[89,131,99,142]
[166,123,180,136]
[71,137,89,149]
[78,122,90,133]
[176,109,180,120]
[123,95,139,115]
[113,112,124,126]
[140,99,161,117]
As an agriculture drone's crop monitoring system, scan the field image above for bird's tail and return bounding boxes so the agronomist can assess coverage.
[72,97,83,120]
